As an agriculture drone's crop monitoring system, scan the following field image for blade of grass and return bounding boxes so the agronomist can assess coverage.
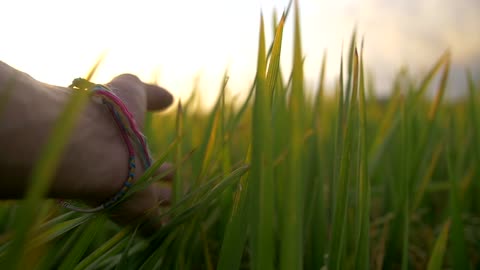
[332,46,345,209]
[266,12,285,106]
[31,214,94,247]
[189,85,221,183]
[353,42,370,270]
[95,241,147,270]
[174,101,184,203]
[115,225,139,270]
[217,146,251,270]
[446,122,469,270]
[426,220,451,270]
[427,53,450,121]
[313,51,327,116]
[400,78,410,270]
[150,165,250,242]
[412,143,443,212]
[138,232,176,270]
[466,70,480,211]
[410,52,451,184]
[281,1,304,269]
[36,221,85,270]
[328,47,360,270]
[74,226,132,270]
[344,28,357,108]
[58,215,107,270]
[83,238,130,270]
[249,12,274,270]
[85,54,106,81]
[200,75,228,177]
[415,50,450,99]
[367,91,401,175]
[304,50,327,270]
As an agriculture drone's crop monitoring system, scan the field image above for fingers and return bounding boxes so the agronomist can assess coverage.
[156,162,174,182]
[107,161,174,235]
[145,84,173,111]
[153,184,172,207]
[107,74,173,111]
[105,74,174,129]
[108,186,159,221]
[107,183,172,236]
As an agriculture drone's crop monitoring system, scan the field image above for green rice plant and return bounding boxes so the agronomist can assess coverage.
[467,71,480,212]
[328,44,361,270]
[446,117,469,270]
[303,49,327,270]
[174,101,184,203]
[249,12,275,270]
[353,42,370,270]
[74,226,132,270]
[412,143,443,212]
[426,219,451,270]
[0,3,479,269]
[280,2,306,269]
[114,224,139,270]
[216,147,251,270]
[58,215,107,270]
[31,214,94,248]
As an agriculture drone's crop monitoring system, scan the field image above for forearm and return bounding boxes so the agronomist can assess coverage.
[0,61,127,201]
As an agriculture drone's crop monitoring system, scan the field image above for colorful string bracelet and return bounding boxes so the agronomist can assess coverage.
[58,78,152,213]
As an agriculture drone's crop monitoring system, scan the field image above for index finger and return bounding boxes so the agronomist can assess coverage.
[145,84,173,111]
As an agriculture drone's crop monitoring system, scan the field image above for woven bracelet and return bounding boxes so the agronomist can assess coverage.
[58,78,152,213]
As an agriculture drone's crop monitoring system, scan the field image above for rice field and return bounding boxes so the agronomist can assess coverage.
[0,3,479,270]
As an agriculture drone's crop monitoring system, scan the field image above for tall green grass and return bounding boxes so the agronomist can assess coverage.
[0,2,478,269]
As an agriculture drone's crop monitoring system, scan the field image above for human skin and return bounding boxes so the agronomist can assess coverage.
[0,61,174,229]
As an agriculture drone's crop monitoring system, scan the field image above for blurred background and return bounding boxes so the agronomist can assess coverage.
[1,0,479,108]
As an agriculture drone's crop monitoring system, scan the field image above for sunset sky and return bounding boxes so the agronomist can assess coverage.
[1,0,479,107]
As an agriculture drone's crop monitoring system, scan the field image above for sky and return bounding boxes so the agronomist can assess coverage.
[1,0,479,108]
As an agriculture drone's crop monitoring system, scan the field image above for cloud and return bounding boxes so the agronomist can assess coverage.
[249,0,479,96]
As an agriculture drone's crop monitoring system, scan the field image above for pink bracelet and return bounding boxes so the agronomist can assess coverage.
[58,78,152,213]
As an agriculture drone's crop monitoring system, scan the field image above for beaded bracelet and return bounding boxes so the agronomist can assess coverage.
[58,78,152,213]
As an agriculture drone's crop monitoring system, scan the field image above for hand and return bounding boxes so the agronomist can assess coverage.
[0,61,174,233]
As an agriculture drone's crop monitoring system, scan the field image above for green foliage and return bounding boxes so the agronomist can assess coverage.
[0,3,478,269]
[427,220,451,270]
